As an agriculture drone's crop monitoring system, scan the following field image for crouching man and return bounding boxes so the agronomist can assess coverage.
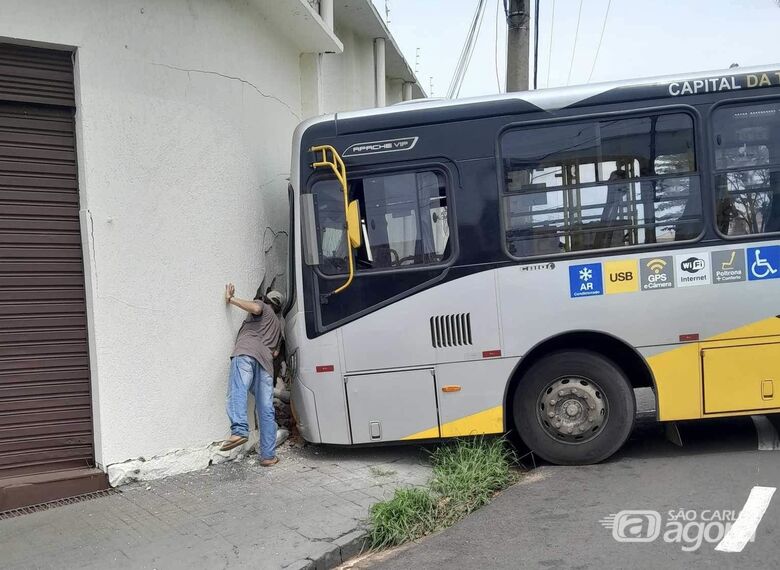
[220,283,283,467]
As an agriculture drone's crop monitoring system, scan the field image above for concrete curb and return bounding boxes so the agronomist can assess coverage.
[285,529,369,570]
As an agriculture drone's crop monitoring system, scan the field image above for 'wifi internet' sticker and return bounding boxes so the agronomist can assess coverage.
[639,256,675,290]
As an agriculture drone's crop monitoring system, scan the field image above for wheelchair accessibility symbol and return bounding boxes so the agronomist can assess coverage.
[747,246,780,281]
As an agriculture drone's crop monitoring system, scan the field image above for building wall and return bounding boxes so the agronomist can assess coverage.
[0,0,301,466]
[320,22,378,114]
[1,0,420,474]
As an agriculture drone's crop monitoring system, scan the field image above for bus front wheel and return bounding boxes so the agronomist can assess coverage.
[512,350,635,465]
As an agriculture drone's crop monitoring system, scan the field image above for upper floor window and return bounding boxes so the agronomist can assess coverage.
[312,170,450,275]
[500,112,702,258]
[713,100,780,236]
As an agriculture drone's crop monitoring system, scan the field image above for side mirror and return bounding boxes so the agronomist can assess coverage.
[347,200,362,248]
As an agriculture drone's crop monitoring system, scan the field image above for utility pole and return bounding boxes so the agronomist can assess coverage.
[505,0,530,92]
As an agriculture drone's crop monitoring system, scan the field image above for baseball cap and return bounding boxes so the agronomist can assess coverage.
[266,290,284,309]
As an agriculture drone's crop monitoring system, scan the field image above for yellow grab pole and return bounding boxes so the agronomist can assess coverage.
[309,145,354,295]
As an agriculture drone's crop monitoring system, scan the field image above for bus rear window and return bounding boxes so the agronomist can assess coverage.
[500,112,702,258]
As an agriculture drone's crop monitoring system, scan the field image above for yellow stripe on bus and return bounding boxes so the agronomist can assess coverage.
[402,405,504,441]
[651,316,780,421]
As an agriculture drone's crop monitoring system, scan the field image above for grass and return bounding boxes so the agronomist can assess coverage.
[367,488,438,549]
[367,437,518,549]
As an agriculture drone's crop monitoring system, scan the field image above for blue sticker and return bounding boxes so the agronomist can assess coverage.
[746,246,780,281]
[569,263,604,297]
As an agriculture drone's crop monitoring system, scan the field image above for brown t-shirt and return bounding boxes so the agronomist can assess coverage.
[231,302,281,375]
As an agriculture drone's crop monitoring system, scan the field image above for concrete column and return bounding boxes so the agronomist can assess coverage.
[402,82,413,101]
[300,53,323,118]
[374,37,386,107]
[320,0,334,30]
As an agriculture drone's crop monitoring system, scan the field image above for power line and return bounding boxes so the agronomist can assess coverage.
[566,0,584,86]
[447,0,488,99]
[587,0,612,83]
[533,0,540,89]
[447,0,483,98]
[545,0,555,87]
[456,1,488,98]
[494,0,502,92]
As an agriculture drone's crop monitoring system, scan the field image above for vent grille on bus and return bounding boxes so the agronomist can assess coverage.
[430,313,473,348]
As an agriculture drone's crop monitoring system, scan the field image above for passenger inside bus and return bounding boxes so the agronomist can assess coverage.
[502,112,703,256]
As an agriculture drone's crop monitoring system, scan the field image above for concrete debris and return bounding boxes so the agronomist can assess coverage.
[276,428,290,448]
[106,441,239,487]
[274,385,291,403]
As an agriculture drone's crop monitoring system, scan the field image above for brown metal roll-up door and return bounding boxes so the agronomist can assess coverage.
[0,43,75,106]
[0,43,106,511]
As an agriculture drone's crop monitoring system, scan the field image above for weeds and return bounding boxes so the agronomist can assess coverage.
[368,488,437,549]
[430,437,515,526]
[367,437,518,549]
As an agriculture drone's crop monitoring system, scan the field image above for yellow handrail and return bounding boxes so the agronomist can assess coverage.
[309,145,354,295]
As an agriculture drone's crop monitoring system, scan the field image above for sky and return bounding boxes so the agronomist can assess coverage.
[372,0,780,98]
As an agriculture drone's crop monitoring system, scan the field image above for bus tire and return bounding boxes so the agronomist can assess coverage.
[512,350,635,465]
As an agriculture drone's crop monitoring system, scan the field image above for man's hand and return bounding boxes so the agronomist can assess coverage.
[225,285,262,315]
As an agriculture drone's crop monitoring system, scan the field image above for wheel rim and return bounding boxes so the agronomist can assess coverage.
[536,376,608,444]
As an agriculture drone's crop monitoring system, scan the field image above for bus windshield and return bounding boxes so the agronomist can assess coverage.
[311,170,450,274]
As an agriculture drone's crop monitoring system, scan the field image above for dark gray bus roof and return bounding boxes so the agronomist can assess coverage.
[292,63,780,168]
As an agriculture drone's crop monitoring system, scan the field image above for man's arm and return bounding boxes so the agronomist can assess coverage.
[225,283,263,315]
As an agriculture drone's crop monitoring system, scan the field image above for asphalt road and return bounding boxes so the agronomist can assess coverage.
[370,414,780,569]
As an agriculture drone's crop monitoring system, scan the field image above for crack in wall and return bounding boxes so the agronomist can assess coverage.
[263,226,289,254]
[85,209,162,313]
[260,223,289,293]
[259,172,290,189]
[86,209,98,290]
[100,295,164,313]
[151,62,301,120]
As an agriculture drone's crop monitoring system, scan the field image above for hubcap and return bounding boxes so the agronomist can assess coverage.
[537,377,607,443]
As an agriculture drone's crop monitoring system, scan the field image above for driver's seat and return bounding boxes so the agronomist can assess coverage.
[371,244,394,269]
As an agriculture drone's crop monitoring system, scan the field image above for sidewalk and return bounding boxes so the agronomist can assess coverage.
[0,442,432,570]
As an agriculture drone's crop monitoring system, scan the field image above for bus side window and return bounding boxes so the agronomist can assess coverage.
[500,112,702,257]
[712,100,780,236]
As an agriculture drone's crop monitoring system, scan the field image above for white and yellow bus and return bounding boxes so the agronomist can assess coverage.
[283,65,780,464]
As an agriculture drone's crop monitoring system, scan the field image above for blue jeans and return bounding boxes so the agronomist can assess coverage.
[226,355,276,460]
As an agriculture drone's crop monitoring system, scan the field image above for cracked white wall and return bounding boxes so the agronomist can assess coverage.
[0,0,300,466]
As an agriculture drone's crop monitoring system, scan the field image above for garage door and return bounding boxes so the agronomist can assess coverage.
[0,43,105,510]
